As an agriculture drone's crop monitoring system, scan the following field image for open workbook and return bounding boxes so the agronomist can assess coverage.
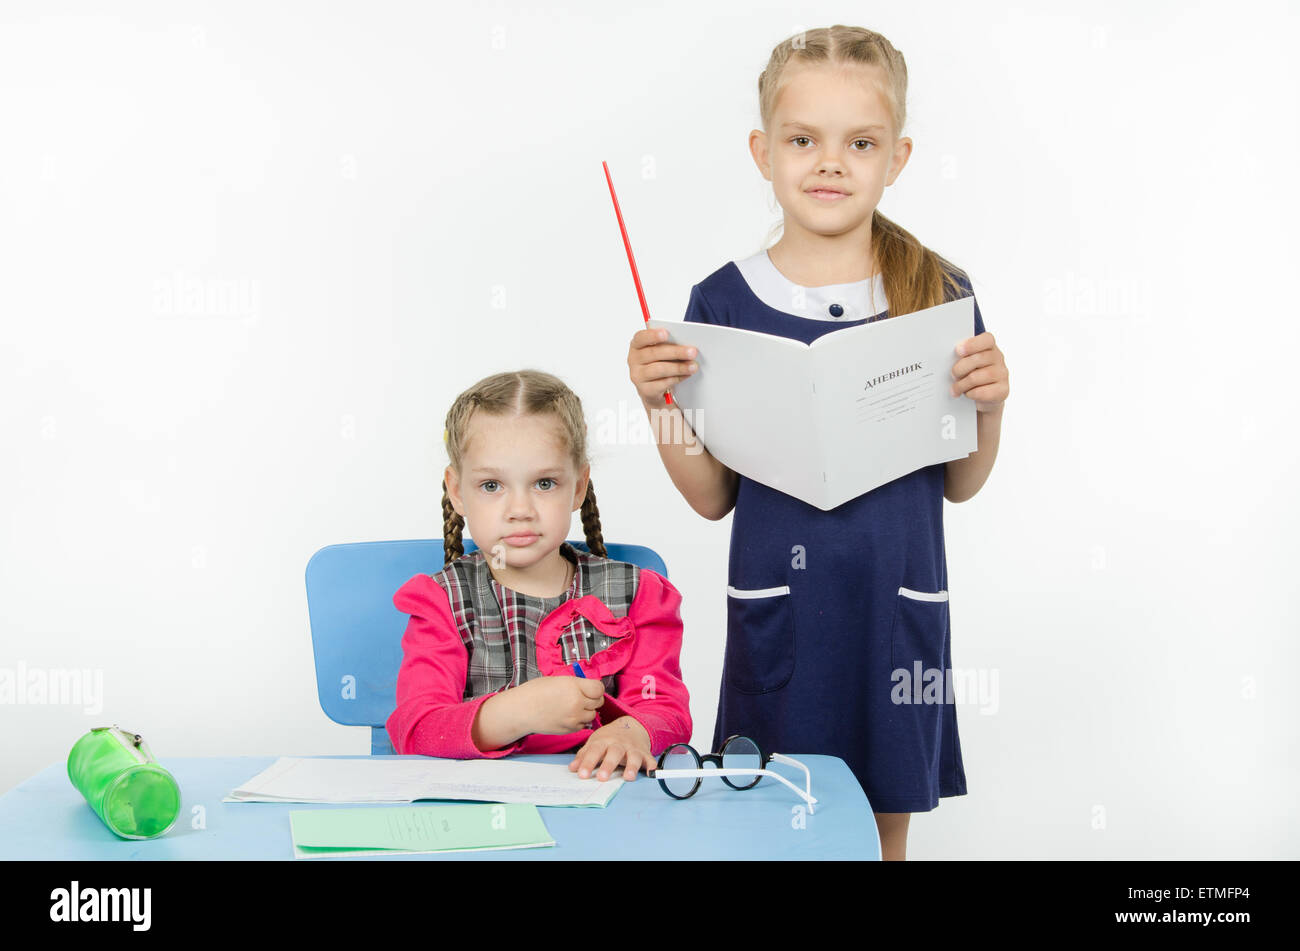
[647,295,977,510]
[224,757,623,808]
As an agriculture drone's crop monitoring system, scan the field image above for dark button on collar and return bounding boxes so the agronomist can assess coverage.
[828,303,844,318]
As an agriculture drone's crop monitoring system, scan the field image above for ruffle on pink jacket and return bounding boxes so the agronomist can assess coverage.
[385,567,693,758]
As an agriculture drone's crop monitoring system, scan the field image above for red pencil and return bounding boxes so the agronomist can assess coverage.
[602,161,673,406]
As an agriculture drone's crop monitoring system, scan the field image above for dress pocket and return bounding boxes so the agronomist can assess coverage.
[889,586,950,677]
[725,583,796,694]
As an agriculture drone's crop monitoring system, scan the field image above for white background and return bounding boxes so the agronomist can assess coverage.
[1,0,1296,859]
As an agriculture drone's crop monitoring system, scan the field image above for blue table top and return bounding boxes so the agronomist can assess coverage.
[0,753,880,860]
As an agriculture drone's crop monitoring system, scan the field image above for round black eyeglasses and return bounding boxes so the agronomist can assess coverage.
[647,734,817,813]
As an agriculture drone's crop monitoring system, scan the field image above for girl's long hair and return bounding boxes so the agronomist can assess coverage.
[440,370,606,569]
[757,25,966,316]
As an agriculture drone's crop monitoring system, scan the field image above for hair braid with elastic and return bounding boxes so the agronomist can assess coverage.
[579,479,607,558]
[441,480,465,569]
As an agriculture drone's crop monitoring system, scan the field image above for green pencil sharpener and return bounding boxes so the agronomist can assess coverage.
[67,725,181,839]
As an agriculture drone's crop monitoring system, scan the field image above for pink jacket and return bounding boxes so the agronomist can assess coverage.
[385,567,693,758]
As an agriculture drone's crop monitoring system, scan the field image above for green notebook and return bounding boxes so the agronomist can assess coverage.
[290,803,555,859]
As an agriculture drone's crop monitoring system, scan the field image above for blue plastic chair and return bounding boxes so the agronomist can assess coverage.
[304,539,669,754]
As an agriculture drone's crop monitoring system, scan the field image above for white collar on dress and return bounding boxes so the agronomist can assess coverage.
[733,249,888,321]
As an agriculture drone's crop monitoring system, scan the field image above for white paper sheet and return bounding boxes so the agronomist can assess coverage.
[647,295,977,510]
[223,757,623,808]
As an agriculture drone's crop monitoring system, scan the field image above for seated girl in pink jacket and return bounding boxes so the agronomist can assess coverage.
[386,369,693,782]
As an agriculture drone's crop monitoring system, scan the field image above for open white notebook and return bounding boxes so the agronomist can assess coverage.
[647,295,977,510]
[223,757,623,808]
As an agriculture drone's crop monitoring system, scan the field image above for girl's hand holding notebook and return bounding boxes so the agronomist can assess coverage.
[627,326,698,409]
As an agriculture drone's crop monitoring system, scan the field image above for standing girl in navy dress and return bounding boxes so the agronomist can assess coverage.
[626,25,1010,860]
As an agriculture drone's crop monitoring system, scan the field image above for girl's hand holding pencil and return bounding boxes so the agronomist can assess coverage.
[627,328,699,409]
[509,675,607,735]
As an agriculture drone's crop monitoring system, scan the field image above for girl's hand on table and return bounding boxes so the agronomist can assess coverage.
[568,716,654,782]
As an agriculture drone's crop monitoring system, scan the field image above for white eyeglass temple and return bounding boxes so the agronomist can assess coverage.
[652,755,817,814]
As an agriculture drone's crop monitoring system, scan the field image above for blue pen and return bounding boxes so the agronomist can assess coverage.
[572,661,586,678]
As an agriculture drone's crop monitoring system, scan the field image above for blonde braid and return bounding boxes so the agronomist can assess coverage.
[580,479,607,558]
[441,480,465,568]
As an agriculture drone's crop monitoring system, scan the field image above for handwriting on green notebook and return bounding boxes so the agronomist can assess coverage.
[290,803,555,855]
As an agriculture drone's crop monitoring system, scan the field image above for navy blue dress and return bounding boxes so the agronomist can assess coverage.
[683,255,987,813]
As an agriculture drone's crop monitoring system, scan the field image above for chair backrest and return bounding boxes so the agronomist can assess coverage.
[304,539,668,753]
